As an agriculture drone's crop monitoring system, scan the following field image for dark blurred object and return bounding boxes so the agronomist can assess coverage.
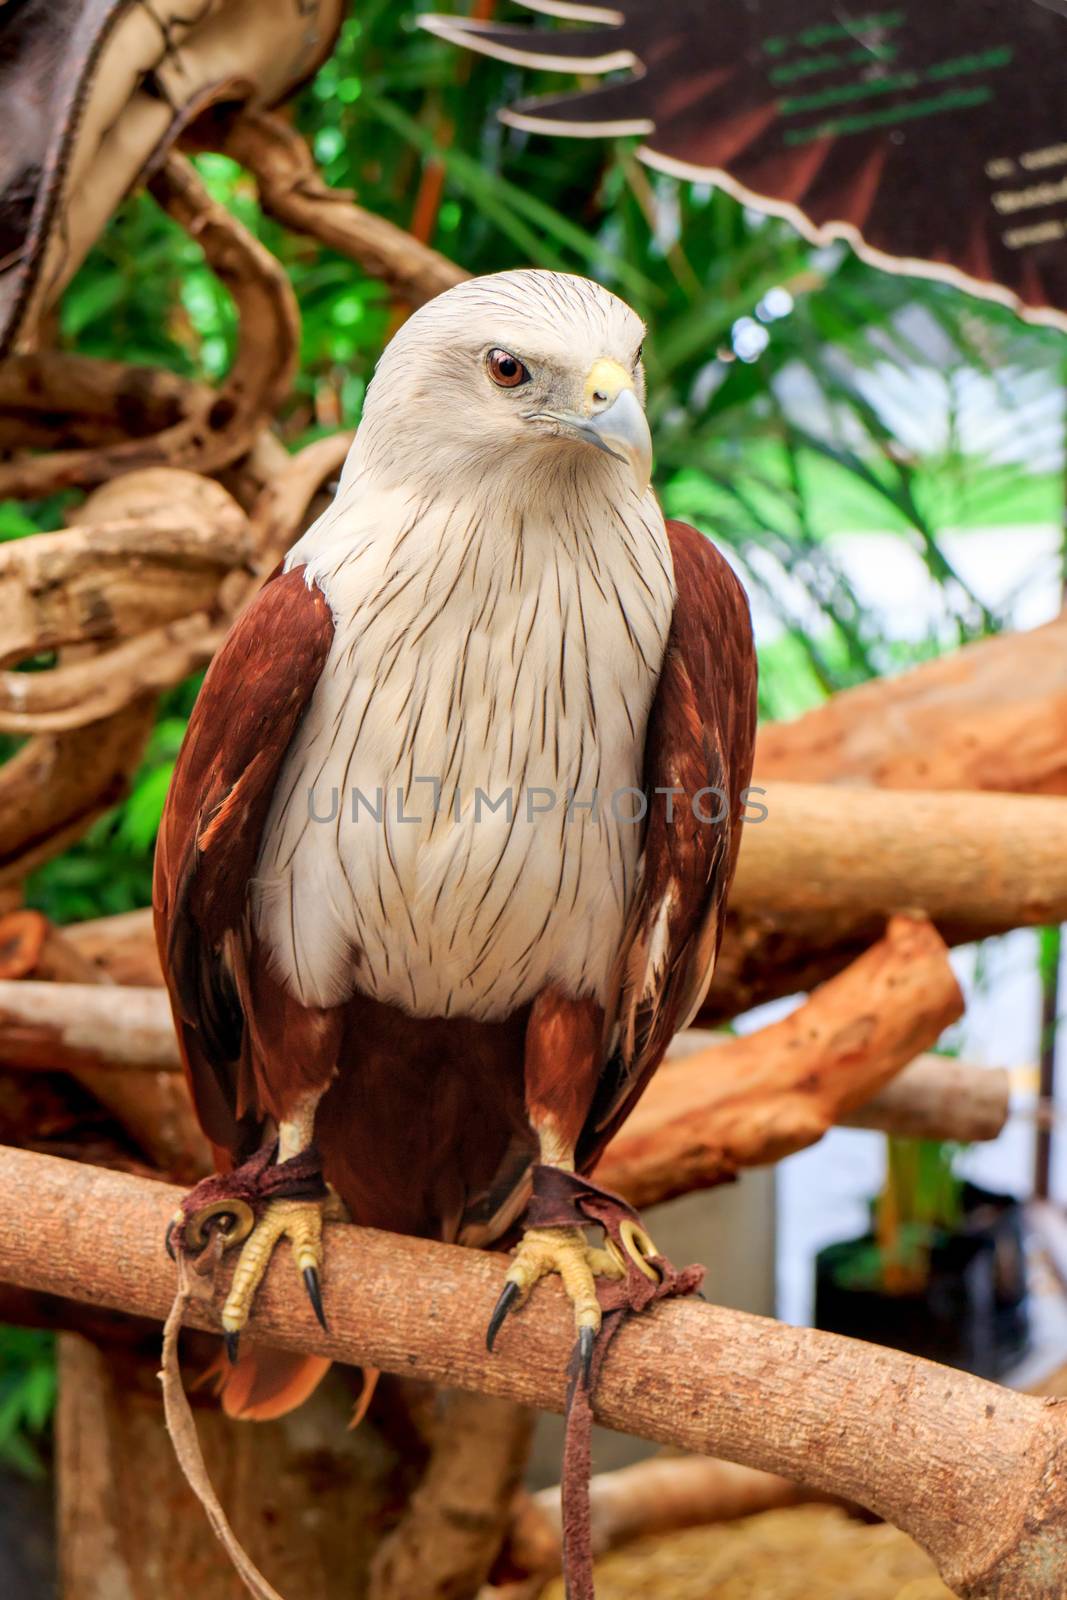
[815,1182,1030,1379]
[427,0,1067,333]
[0,1466,54,1600]
[0,0,343,356]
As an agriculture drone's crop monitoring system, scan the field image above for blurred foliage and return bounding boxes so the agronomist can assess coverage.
[0,1330,55,1478]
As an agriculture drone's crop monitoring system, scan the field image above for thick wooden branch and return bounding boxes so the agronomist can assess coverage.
[598,915,963,1208]
[0,352,213,448]
[0,471,247,671]
[507,1456,822,1582]
[757,610,1067,797]
[0,1146,1062,1599]
[731,783,1067,932]
[0,702,157,883]
[843,1054,1010,1142]
[704,778,1067,1022]
[222,112,466,308]
[699,616,1067,1021]
[62,909,163,987]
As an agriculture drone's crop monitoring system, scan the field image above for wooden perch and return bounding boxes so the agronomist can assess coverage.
[703,778,1067,1021]
[0,1145,1062,1600]
[731,783,1067,932]
[222,111,466,308]
[757,609,1067,797]
[598,914,963,1208]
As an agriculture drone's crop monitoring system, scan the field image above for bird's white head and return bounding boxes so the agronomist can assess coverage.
[352,269,652,502]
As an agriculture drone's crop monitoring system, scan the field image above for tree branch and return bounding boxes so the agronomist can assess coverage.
[598,914,963,1208]
[704,779,1067,1021]
[731,783,1067,932]
[756,610,1067,797]
[0,473,247,664]
[506,1456,824,1584]
[0,1145,1062,1600]
[221,112,466,308]
[0,154,299,498]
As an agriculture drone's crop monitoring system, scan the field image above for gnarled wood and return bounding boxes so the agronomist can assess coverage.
[222,111,466,308]
[0,702,157,884]
[0,479,247,671]
[0,1147,1062,1600]
[0,155,298,498]
[598,914,963,1208]
[0,351,212,447]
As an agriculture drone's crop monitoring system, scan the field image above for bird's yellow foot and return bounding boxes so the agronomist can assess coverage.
[215,1196,329,1362]
[165,1141,335,1363]
[486,1224,626,1377]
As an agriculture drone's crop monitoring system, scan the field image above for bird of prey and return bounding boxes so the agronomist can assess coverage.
[156,268,757,1419]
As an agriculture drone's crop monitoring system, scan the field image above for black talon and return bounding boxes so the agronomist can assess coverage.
[164,1220,178,1262]
[303,1265,328,1332]
[486,1281,520,1351]
[224,1329,240,1365]
[578,1325,595,1388]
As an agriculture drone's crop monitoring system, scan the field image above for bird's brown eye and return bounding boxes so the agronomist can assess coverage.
[486,349,529,388]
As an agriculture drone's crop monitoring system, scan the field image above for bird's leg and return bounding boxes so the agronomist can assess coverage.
[486,1119,626,1373]
[169,1089,338,1360]
[486,989,653,1375]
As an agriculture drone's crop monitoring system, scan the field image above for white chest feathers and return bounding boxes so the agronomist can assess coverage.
[254,482,676,1021]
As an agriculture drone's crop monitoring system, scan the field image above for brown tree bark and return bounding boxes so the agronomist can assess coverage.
[0,154,299,498]
[505,1455,826,1584]
[369,1391,533,1600]
[699,615,1067,1020]
[55,1333,416,1600]
[598,914,963,1207]
[731,783,1067,932]
[0,1146,1062,1600]
[756,609,1067,796]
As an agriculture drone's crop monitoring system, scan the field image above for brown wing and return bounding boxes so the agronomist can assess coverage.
[153,565,334,1158]
[579,518,757,1166]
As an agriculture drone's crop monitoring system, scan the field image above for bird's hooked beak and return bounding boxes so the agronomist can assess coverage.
[538,358,653,495]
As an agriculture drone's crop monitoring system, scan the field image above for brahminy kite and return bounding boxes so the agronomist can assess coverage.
[156,268,757,1420]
